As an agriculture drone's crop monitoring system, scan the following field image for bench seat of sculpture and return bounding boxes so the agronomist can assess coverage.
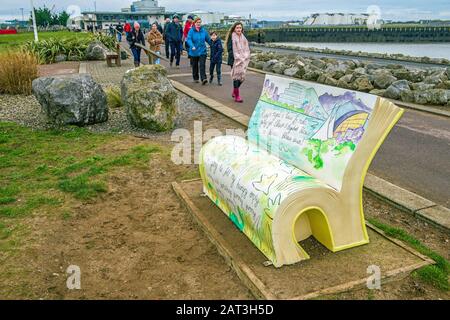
[199,75,404,268]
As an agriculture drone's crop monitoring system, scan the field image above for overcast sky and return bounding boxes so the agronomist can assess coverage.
[0,0,449,21]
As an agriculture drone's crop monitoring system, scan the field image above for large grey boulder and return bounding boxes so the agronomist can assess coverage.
[85,41,108,60]
[121,65,178,132]
[385,80,411,100]
[32,74,108,126]
[372,70,397,89]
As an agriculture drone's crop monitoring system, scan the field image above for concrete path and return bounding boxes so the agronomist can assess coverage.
[157,53,450,209]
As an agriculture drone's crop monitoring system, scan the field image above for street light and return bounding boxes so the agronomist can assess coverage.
[30,0,38,41]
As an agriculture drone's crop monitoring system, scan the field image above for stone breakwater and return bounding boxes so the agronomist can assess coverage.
[249,51,450,106]
[252,43,450,67]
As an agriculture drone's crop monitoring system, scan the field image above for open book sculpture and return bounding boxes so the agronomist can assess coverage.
[199,74,404,268]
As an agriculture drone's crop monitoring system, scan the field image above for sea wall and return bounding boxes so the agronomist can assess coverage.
[257,25,450,43]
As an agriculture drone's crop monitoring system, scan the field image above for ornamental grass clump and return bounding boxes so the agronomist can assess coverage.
[0,50,38,95]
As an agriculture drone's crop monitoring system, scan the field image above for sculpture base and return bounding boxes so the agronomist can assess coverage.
[172,179,433,300]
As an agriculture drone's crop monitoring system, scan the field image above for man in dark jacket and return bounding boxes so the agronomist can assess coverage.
[116,23,124,42]
[209,31,223,86]
[163,17,171,59]
[126,22,146,67]
[165,14,183,67]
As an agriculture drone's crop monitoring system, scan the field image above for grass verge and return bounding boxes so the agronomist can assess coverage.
[368,218,449,291]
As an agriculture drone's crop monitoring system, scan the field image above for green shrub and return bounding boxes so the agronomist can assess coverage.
[23,33,117,64]
[0,51,38,95]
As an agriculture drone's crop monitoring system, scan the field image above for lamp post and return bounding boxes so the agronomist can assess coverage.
[30,0,38,41]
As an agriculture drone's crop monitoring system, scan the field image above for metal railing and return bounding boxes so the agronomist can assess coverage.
[135,43,170,64]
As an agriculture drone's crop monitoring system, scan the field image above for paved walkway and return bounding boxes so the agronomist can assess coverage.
[85,45,450,209]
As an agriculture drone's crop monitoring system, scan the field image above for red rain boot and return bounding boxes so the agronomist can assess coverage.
[232,88,236,98]
[234,88,243,103]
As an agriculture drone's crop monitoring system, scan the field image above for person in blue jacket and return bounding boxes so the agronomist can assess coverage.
[209,31,223,86]
[186,17,211,85]
[165,14,183,68]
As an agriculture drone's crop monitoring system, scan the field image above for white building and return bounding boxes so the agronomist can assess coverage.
[122,0,165,13]
[188,10,224,25]
[222,15,257,27]
[79,0,181,30]
[304,13,371,26]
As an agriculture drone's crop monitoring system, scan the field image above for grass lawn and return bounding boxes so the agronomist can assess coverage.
[0,31,91,53]
[0,122,162,253]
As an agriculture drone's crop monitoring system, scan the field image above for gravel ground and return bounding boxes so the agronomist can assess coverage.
[0,90,235,138]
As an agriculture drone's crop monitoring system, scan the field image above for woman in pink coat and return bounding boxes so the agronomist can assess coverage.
[226,22,251,103]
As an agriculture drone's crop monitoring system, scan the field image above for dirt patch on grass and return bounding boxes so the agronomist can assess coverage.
[6,140,251,299]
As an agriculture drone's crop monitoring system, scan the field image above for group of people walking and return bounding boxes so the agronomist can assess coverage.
[123,15,251,103]
[182,17,251,103]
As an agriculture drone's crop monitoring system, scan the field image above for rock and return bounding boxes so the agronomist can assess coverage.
[310,59,327,69]
[353,76,374,92]
[55,54,67,63]
[435,80,450,90]
[365,63,383,71]
[302,69,322,81]
[121,65,178,132]
[385,80,411,100]
[385,64,404,70]
[296,59,306,67]
[372,70,397,89]
[370,89,387,97]
[85,41,108,60]
[391,69,425,82]
[32,74,108,126]
[337,74,353,89]
[283,66,299,77]
[263,59,278,72]
[254,60,265,70]
[317,74,338,86]
[325,63,348,80]
[424,70,447,85]
[408,89,450,105]
[411,82,435,91]
[272,62,287,74]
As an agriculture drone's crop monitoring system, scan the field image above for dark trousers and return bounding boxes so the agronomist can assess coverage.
[169,40,181,65]
[131,47,141,64]
[233,79,242,89]
[165,39,170,58]
[210,61,222,81]
[191,55,207,81]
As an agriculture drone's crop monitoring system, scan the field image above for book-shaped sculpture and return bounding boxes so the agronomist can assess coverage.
[199,74,404,267]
